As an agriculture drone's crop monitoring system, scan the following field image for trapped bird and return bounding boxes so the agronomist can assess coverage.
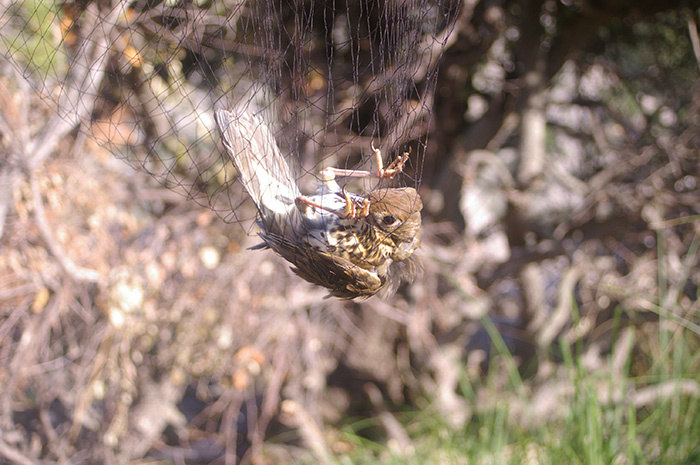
[214,108,423,299]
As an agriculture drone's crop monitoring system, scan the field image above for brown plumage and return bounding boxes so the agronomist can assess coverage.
[215,107,423,299]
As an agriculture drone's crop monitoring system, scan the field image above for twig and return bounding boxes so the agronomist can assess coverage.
[40,408,68,463]
[0,64,25,240]
[254,346,288,447]
[610,328,635,401]
[535,265,583,346]
[25,1,123,171]
[29,173,101,283]
[0,439,35,465]
[0,167,20,240]
[631,380,700,407]
[364,383,413,455]
[281,399,333,465]
[688,17,700,72]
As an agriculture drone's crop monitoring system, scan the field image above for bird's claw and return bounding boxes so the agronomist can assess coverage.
[374,145,410,179]
[301,143,409,219]
[297,191,370,220]
[319,143,410,181]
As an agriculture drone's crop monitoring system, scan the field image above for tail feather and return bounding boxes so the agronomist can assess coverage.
[215,108,301,235]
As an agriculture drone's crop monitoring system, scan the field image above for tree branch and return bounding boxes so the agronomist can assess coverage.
[30,173,101,283]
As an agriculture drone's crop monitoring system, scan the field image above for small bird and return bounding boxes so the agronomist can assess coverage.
[214,107,423,299]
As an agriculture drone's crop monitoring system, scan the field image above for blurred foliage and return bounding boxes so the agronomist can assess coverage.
[0,0,68,78]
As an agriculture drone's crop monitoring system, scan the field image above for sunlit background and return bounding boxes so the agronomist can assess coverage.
[0,1,699,463]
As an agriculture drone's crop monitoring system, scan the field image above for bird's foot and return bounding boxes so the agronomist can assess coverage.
[319,143,410,181]
[297,190,369,220]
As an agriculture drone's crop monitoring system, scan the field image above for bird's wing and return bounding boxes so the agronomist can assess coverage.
[259,231,385,300]
[215,108,301,234]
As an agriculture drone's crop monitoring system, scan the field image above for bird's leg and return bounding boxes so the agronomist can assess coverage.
[320,142,410,180]
[296,191,370,220]
[295,143,407,219]
[372,142,410,179]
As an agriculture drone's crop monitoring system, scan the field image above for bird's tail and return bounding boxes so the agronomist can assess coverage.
[215,108,301,235]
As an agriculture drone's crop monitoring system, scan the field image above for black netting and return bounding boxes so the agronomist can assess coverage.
[1,0,460,224]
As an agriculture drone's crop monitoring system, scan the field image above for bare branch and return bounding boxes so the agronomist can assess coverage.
[30,173,101,283]
[365,383,414,455]
[688,16,700,72]
[0,439,36,465]
[25,1,126,170]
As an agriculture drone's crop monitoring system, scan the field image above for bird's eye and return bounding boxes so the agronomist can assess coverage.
[382,215,396,225]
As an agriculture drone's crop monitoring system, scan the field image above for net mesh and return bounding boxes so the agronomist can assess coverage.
[1,0,460,224]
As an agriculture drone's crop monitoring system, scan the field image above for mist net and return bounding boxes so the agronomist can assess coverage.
[1,0,460,224]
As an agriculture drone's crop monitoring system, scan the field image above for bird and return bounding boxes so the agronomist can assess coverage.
[214,107,423,299]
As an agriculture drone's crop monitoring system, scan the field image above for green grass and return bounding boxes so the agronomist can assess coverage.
[329,306,700,465]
